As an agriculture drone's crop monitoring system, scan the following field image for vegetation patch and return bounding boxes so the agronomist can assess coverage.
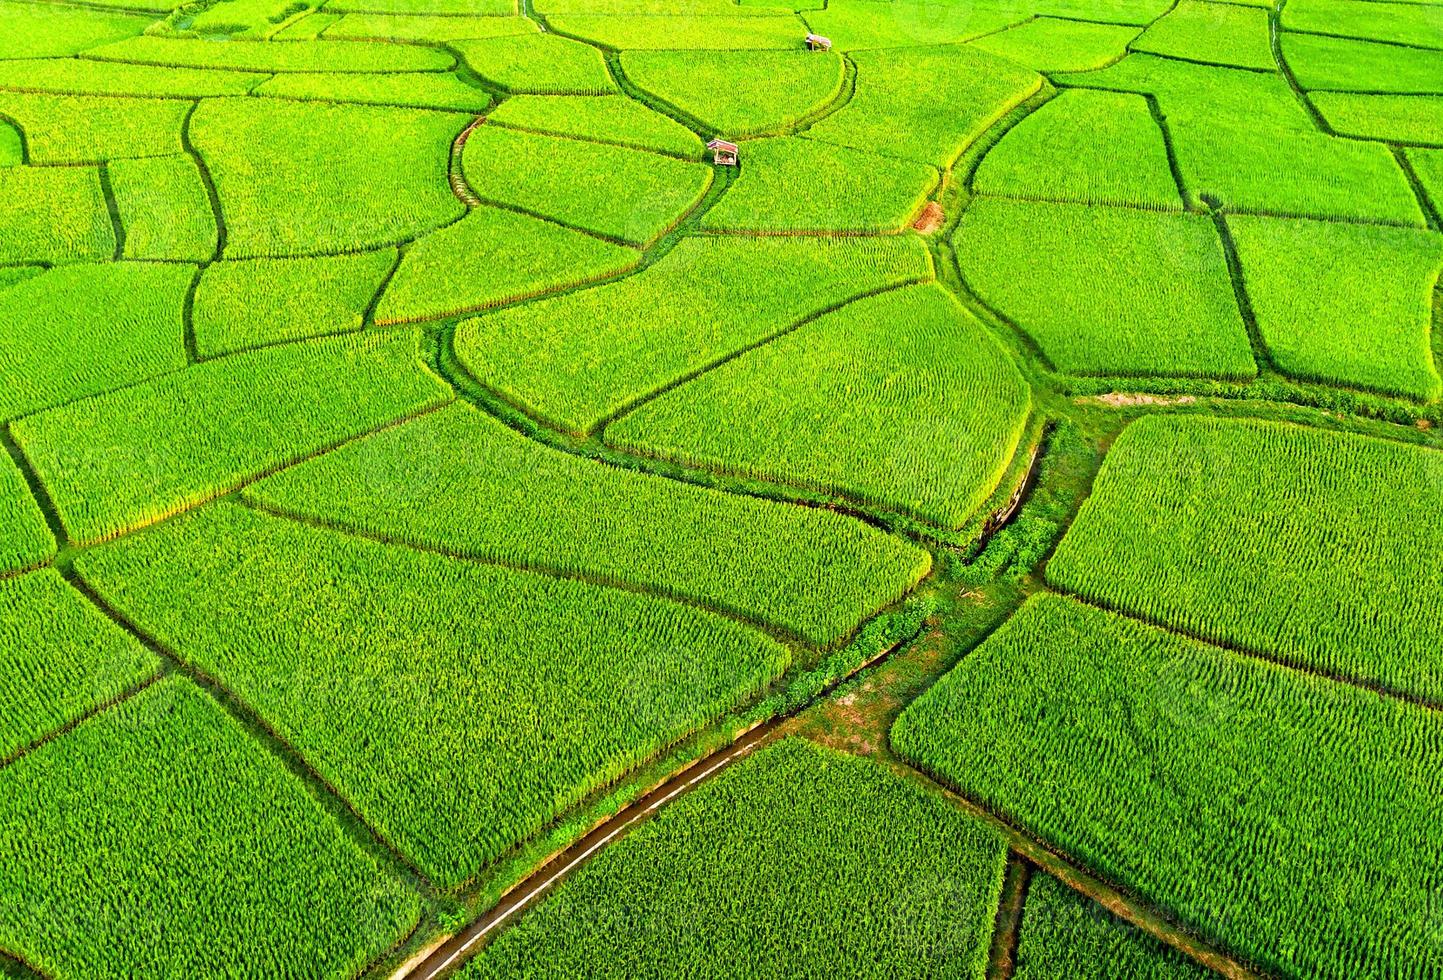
[452,33,617,95]
[325,12,537,41]
[0,455,51,575]
[547,14,804,50]
[0,93,188,165]
[968,17,1140,72]
[0,57,265,98]
[488,94,703,159]
[0,0,150,59]
[0,166,113,264]
[254,72,493,113]
[1281,32,1443,94]
[83,34,453,73]
[110,155,218,262]
[1312,92,1443,146]
[1131,0,1275,71]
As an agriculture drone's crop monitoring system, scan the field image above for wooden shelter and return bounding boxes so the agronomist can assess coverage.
[706,138,738,166]
[805,33,832,51]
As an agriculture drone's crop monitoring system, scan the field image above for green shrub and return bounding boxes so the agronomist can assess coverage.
[1281,32,1443,93]
[375,205,640,324]
[1227,214,1443,401]
[807,43,1041,168]
[619,49,844,137]
[968,16,1140,72]
[1313,92,1443,145]
[254,71,493,112]
[1014,873,1213,980]
[452,33,616,94]
[83,34,453,72]
[11,331,452,543]
[0,57,265,97]
[191,97,466,257]
[700,136,937,232]
[608,284,1031,530]
[893,592,1443,980]
[1047,415,1443,703]
[110,155,218,262]
[1131,0,1274,70]
[454,234,932,433]
[460,739,1007,980]
[488,94,704,159]
[193,249,397,356]
[0,166,113,264]
[0,674,421,977]
[972,88,1183,210]
[0,0,149,58]
[548,14,802,50]
[955,197,1255,379]
[0,92,188,164]
[462,125,712,245]
[325,11,536,41]
[0,455,52,574]
[76,502,791,887]
[0,262,191,420]
[0,570,157,761]
[247,401,930,645]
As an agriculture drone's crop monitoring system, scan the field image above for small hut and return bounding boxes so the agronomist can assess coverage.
[805,33,832,51]
[706,138,738,166]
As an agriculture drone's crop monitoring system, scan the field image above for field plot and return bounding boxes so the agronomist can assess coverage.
[374,205,640,324]
[0,570,156,761]
[0,0,149,58]
[452,33,617,94]
[1061,54,1427,225]
[109,156,218,262]
[1048,415,1443,703]
[955,197,1255,379]
[968,17,1141,72]
[254,72,494,113]
[619,49,845,137]
[1227,215,1443,400]
[1014,873,1212,980]
[971,89,1183,210]
[1312,92,1443,146]
[487,95,703,158]
[701,136,937,233]
[0,93,188,165]
[1131,0,1274,70]
[193,250,398,357]
[76,502,790,887]
[0,454,51,574]
[548,14,803,50]
[0,262,191,420]
[1281,33,1443,94]
[0,675,421,978]
[325,0,516,13]
[0,166,113,264]
[802,0,1025,51]
[1411,147,1443,214]
[454,234,933,433]
[1282,0,1443,49]
[324,12,537,42]
[893,593,1443,980]
[191,97,466,258]
[246,402,930,646]
[461,738,1007,980]
[806,44,1042,169]
[11,331,452,544]
[82,35,454,73]
[608,284,1031,529]
[0,58,265,98]
[461,125,711,245]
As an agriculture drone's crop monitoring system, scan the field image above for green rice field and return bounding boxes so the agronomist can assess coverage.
[1,0,1440,977]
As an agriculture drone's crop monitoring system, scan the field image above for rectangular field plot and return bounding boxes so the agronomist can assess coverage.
[608,284,1031,530]
[191,97,466,258]
[1283,0,1443,49]
[0,453,52,575]
[0,93,188,165]
[1281,33,1443,94]
[955,197,1255,380]
[246,402,931,646]
[968,17,1141,73]
[254,72,494,113]
[110,155,218,262]
[972,89,1183,210]
[1313,92,1443,146]
[1131,0,1274,70]
[0,262,192,421]
[802,1,1025,51]
[324,12,538,41]
[701,136,937,233]
[0,570,157,762]
[0,675,421,978]
[892,593,1443,980]
[807,44,1042,169]
[487,95,704,159]
[452,34,617,94]
[0,0,149,59]
[1228,215,1443,401]
[0,166,113,264]
[193,250,398,357]
[75,502,791,887]
[325,0,516,13]
[453,234,933,434]
[11,331,452,544]
[1047,415,1443,704]
[82,34,454,73]
[619,49,844,137]
[1014,873,1213,980]
[374,204,640,324]
[461,738,1007,980]
[1410,147,1443,215]
[547,14,803,49]
[461,126,711,245]
[0,58,266,99]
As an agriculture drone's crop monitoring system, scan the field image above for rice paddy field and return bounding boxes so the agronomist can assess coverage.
[1,0,1440,977]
